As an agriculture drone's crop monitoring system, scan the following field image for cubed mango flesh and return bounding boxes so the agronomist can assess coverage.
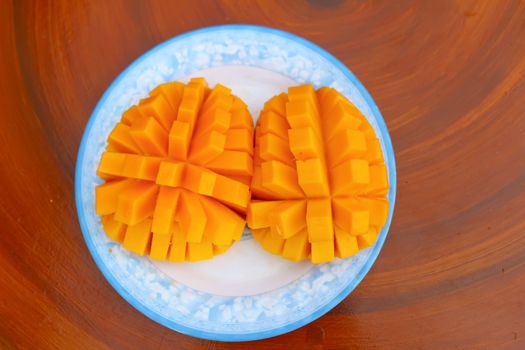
[96,78,254,261]
[248,84,389,263]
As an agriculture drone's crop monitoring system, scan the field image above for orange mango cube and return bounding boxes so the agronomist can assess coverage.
[114,181,159,226]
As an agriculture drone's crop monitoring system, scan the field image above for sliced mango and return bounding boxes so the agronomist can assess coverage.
[296,158,330,197]
[121,105,143,126]
[261,160,303,198]
[130,116,168,157]
[123,219,152,256]
[282,229,309,262]
[258,110,289,140]
[178,190,207,243]
[187,235,214,262]
[95,179,136,215]
[269,200,306,239]
[250,85,388,263]
[259,133,294,166]
[332,197,369,235]
[288,127,323,160]
[107,123,141,154]
[97,78,253,261]
[139,92,177,131]
[168,121,191,160]
[121,154,163,181]
[150,232,171,260]
[200,196,244,245]
[263,93,287,116]
[327,129,367,167]
[225,129,253,155]
[306,199,334,242]
[151,187,180,234]
[230,108,253,129]
[330,159,370,196]
[101,215,127,242]
[189,131,226,165]
[149,81,184,112]
[206,151,253,176]
[155,161,184,187]
[311,240,334,264]
[334,227,359,259]
[247,200,286,229]
[357,227,379,249]
[195,108,231,136]
[114,181,159,226]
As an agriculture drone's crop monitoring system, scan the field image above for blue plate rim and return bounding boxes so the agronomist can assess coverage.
[75,24,397,342]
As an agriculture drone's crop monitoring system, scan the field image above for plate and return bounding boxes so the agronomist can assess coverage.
[75,24,396,341]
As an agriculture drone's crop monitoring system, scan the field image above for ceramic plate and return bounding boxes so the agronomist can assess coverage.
[75,24,396,341]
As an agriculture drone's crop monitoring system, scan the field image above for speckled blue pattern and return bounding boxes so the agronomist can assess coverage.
[75,25,396,341]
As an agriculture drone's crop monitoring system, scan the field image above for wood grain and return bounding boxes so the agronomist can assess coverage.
[2,0,525,348]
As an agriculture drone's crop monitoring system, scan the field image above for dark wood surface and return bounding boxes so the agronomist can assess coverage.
[2,0,525,348]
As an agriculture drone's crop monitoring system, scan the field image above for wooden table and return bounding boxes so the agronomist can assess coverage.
[2,0,525,348]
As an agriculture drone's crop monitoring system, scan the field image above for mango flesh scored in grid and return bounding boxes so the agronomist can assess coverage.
[270,200,306,239]
[306,199,334,242]
[282,229,309,262]
[123,219,152,256]
[261,231,285,255]
[200,196,244,245]
[311,240,335,264]
[225,129,253,155]
[151,187,180,234]
[150,232,171,260]
[182,164,217,196]
[194,108,231,137]
[259,133,294,166]
[357,227,379,249]
[206,151,253,176]
[229,175,251,186]
[296,158,330,197]
[247,200,287,229]
[258,110,289,141]
[334,227,359,259]
[95,179,136,215]
[212,174,250,210]
[178,190,207,244]
[107,123,142,154]
[150,81,184,112]
[130,116,168,157]
[121,155,163,181]
[96,78,253,261]
[331,159,370,196]
[288,127,322,160]
[231,96,247,111]
[121,105,142,126]
[213,243,233,256]
[328,129,367,167]
[97,152,127,179]
[261,160,304,198]
[187,235,214,262]
[114,181,159,226]
[189,130,226,165]
[155,161,184,187]
[168,121,191,160]
[263,93,287,116]
[138,93,177,131]
[230,108,253,129]
[332,197,369,235]
[250,165,281,200]
[101,215,126,243]
[200,89,233,117]
[249,85,389,263]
